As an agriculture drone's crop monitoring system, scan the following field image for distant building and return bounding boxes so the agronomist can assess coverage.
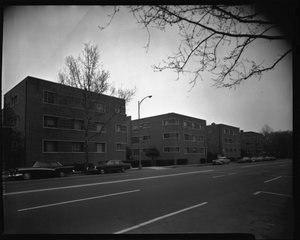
[239,131,263,157]
[3,76,127,167]
[206,123,241,160]
[129,113,206,165]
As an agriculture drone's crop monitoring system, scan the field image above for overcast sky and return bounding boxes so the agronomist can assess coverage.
[2,6,293,132]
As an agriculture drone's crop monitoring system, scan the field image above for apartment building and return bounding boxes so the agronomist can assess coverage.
[206,123,241,160]
[240,131,263,157]
[3,76,127,167]
[129,113,206,164]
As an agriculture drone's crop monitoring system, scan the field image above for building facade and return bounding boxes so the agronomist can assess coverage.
[3,76,127,167]
[239,131,263,157]
[206,123,241,160]
[129,113,206,165]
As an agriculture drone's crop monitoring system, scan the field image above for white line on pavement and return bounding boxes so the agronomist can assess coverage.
[228,173,236,175]
[114,202,208,234]
[212,175,225,178]
[241,161,291,168]
[5,170,214,196]
[18,189,140,212]
[253,191,292,198]
[264,176,282,183]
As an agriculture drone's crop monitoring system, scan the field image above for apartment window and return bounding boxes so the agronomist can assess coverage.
[185,147,199,154]
[95,102,106,112]
[11,95,18,107]
[184,134,201,142]
[183,121,202,130]
[132,137,139,144]
[72,119,84,130]
[44,91,59,104]
[44,116,58,128]
[10,118,18,127]
[44,141,58,152]
[200,136,204,142]
[116,142,126,151]
[115,105,125,114]
[72,142,84,152]
[96,122,106,132]
[163,146,180,153]
[95,143,106,153]
[163,132,180,139]
[132,125,139,131]
[141,135,151,141]
[116,124,127,133]
[133,149,140,156]
[162,118,179,126]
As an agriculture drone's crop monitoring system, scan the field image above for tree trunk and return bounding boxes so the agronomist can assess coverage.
[84,138,89,172]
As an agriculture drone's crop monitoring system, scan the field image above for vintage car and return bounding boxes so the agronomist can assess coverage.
[252,156,264,162]
[8,161,74,180]
[212,157,231,165]
[87,160,132,174]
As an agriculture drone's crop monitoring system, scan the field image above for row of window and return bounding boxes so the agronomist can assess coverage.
[44,91,125,114]
[43,140,126,153]
[131,133,205,144]
[131,147,205,156]
[244,142,262,146]
[44,115,127,133]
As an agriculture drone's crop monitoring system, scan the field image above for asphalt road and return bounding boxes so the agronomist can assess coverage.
[2,159,295,238]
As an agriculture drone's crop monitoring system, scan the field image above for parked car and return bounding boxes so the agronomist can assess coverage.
[87,160,132,174]
[8,161,74,180]
[264,156,276,161]
[252,156,264,162]
[212,157,230,165]
[237,157,251,163]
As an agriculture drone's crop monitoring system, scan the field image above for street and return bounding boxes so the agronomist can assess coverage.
[2,159,294,238]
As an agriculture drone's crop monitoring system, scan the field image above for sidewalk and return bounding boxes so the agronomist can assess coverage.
[130,163,209,171]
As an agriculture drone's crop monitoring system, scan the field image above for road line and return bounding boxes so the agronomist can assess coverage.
[228,173,236,175]
[253,191,292,198]
[212,175,225,178]
[114,202,208,234]
[18,189,140,212]
[4,170,214,196]
[264,176,282,183]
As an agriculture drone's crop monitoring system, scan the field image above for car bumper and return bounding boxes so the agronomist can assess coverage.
[8,173,23,178]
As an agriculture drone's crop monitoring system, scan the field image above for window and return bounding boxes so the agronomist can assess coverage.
[95,143,106,153]
[10,118,18,127]
[162,118,179,126]
[96,122,106,132]
[44,91,59,104]
[132,125,139,131]
[163,132,180,139]
[141,135,151,141]
[72,119,84,130]
[11,95,18,106]
[116,124,127,133]
[95,102,106,112]
[183,120,202,130]
[185,147,199,154]
[115,105,125,114]
[44,116,58,128]
[163,146,180,153]
[116,143,126,151]
[184,134,201,142]
[132,137,139,144]
[44,141,58,152]
[133,149,140,156]
[72,142,84,152]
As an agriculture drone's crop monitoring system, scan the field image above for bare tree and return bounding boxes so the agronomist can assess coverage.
[100,4,294,88]
[57,43,136,170]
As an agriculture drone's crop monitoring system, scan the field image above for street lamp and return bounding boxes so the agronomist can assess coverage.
[138,95,152,170]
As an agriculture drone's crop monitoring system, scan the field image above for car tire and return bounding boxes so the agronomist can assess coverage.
[23,172,31,180]
[58,171,66,177]
[121,168,126,173]
[100,169,105,174]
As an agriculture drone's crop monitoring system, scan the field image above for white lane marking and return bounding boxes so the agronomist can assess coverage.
[228,173,236,175]
[5,170,214,196]
[264,176,282,183]
[114,202,208,234]
[18,189,140,212]
[212,175,225,178]
[241,161,290,168]
[253,191,292,198]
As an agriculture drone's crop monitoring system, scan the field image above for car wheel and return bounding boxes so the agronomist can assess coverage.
[58,171,66,177]
[100,169,105,174]
[121,168,126,173]
[23,172,31,180]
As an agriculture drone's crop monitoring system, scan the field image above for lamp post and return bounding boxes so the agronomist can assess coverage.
[138,95,152,170]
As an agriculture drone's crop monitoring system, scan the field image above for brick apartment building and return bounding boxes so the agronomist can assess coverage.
[3,76,127,168]
[206,123,241,160]
[239,131,263,157]
[128,113,206,165]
